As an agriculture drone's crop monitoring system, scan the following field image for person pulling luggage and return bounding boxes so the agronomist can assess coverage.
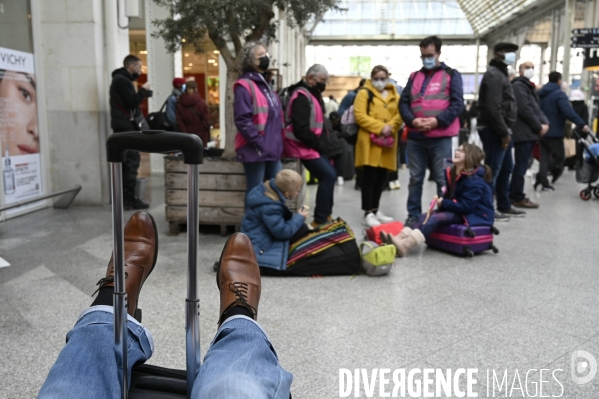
[38,212,292,399]
[381,144,494,257]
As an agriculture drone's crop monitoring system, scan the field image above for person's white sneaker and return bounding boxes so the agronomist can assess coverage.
[337,176,344,186]
[375,210,394,223]
[363,212,381,227]
[525,169,533,178]
[393,180,401,189]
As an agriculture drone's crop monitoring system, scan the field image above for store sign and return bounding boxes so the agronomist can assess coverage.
[0,46,43,214]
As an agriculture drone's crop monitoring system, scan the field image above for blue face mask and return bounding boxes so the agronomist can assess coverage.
[503,52,516,66]
[422,57,437,70]
[181,84,186,92]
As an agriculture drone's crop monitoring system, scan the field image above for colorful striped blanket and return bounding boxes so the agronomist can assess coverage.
[287,218,356,267]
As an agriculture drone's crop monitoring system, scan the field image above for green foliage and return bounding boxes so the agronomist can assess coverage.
[152,0,339,66]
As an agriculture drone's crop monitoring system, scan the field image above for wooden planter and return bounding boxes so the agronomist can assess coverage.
[164,156,305,235]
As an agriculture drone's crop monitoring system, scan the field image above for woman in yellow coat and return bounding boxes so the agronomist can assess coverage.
[354,65,403,227]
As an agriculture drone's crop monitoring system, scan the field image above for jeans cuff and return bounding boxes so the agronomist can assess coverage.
[78,305,155,353]
[218,315,268,339]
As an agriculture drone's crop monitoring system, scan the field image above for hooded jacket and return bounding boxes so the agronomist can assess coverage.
[241,179,306,270]
[176,92,211,146]
[511,76,549,143]
[440,166,495,226]
[109,68,152,132]
[233,71,283,163]
[538,82,587,138]
[477,59,517,137]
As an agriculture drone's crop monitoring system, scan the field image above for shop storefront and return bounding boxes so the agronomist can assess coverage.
[0,0,46,220]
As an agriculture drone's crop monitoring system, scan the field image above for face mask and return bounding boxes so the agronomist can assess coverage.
[372,80,386,91]
[422,57,437,70]
[181,84,186,92]
[523,68,534,80]
[315,81,327,93]
[503,52,516,66]
[258,55,270,71]
[131,72,140,80]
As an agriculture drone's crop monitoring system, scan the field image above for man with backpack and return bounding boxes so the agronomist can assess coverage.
[399,36,464,228]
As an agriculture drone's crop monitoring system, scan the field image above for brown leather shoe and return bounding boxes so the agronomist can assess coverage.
[94,211,158,317]
[512,198,539,209]
[216,233,261,325]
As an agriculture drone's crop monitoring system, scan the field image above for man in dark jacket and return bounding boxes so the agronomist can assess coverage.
[477,42,524,221]
[110,54,153,210]
[509,61,549,208]
[537,71,590,190]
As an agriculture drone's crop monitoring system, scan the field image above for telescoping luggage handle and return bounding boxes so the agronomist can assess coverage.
[107,130,203,399]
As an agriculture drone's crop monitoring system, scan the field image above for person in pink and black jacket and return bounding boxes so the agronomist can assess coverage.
[399,36,464,228]
[234,41,284,195]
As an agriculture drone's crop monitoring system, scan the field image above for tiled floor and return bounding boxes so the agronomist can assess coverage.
[1,167,599,398]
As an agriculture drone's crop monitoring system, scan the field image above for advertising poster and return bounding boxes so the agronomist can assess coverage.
[0,46,43,215]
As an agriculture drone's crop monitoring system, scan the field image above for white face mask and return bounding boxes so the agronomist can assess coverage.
[503,52,516,66]
[372,80,386,91]
[523,68,534,80]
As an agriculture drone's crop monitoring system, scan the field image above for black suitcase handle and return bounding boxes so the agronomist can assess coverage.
[107,130,203,165]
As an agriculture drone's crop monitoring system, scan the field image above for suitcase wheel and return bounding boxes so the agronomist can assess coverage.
[465,228,476,238]
[491,245,499,254]
[580,189,592,201]
[134,308,142,323]
[491,226,500,235]
[463,247,475,258]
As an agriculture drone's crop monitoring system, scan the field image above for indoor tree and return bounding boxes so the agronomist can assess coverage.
[153,0,339,157]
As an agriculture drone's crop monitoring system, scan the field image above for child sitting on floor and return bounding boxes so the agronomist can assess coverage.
[241,169,310,271]
[382,143,494,256]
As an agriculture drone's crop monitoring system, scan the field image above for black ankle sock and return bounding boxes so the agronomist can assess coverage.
[222,305,254,323]
[91,286,114,307]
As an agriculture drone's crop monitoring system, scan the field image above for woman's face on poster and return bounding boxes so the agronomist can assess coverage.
[0,70,39,156]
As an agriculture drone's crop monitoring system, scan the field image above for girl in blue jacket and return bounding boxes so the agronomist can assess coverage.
[241,169,310,271]
[382,144,494,256]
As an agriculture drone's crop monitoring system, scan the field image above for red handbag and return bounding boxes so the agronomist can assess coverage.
[365,221,404,245]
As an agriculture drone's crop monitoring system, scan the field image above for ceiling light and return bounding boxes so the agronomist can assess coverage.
[188,63,193,66]
[185,53,189,57]
[182,39,186,42]
[213,50,220,54]
[214,63,218,66]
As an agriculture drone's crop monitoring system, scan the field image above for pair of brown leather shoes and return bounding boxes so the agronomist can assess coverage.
[96,211,261,324]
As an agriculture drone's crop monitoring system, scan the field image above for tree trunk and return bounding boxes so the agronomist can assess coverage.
[221,69,239,158]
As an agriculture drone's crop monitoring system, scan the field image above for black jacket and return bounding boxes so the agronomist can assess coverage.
[289,80,343,158]
[109,68,152,132]
[511,76,549,143]
[477,59,517,137]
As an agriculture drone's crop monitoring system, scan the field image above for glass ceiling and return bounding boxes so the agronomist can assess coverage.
[312,0,474,38]
[456,0,539,36]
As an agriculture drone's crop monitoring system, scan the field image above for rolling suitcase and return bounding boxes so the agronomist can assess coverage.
[425,224,499,257]
[106,130,203,398]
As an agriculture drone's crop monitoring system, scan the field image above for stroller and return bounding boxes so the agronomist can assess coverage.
[573,129,599,200]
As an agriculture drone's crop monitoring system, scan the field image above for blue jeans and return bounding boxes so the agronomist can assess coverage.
[510,141,534,202]
[243,161,282,195]
[479,128,513,212]
[413,211,464,238]
[38,307,292,399]
[406,138,452,218]
[302,156,337,223]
